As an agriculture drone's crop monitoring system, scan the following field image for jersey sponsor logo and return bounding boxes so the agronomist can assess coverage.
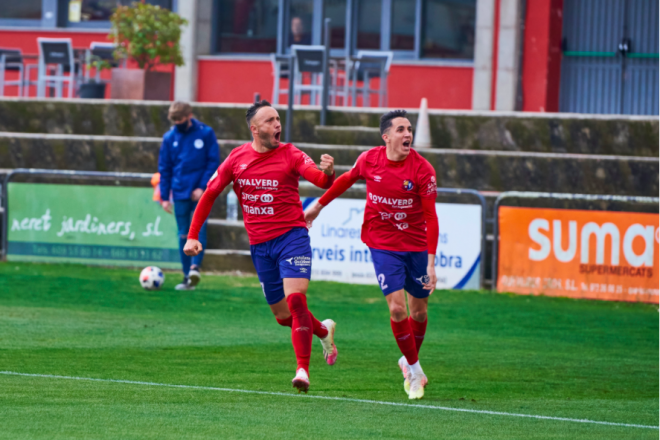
[243,193,274,203]
[242,205,274,215]
[237,178,279,190]
[302,153,314,165]
[395,222,409,230]
[402,179,414,191]
[425,176,437,195]
[369,193,414,208]
[286,256,312,267]
[379,212,408,221]
[194,139,204,149]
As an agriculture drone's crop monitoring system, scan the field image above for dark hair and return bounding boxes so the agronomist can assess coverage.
[246,100,272,129]
[379,109,408,135]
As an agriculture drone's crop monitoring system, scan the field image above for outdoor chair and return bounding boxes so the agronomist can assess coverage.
[37,38,78,98]
[0,48,25,97]
[350,50,393,107]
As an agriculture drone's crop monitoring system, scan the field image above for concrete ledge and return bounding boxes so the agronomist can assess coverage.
[1,134,657,196]
[0,99,656,155]
[202,251,255,273]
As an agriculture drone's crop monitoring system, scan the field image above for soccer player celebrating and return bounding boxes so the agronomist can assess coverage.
[183,100,338,393]
[304,110,439,400]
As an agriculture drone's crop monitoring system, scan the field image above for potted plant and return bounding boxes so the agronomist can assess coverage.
[79,57,112,99]
[108,1,187,101]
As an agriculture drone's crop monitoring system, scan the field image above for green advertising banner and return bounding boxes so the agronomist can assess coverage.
[7,183,180,268]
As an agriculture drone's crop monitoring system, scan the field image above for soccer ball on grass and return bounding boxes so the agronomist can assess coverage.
[140,266,164,290]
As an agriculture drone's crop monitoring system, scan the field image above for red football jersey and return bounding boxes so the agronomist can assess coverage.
[348,146,437,252]
[208,142,317,245]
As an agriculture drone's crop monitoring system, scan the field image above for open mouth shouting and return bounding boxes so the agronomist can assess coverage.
[402,140,411,148]
[274,130,281,143]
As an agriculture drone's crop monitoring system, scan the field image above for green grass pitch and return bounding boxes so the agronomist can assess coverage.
[0,262,657,439]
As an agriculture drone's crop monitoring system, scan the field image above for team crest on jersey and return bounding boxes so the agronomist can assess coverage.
[402,179,414,191]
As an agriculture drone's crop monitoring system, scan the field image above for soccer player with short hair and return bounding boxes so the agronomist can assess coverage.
[304,110,439,400]
[183,100,338,393]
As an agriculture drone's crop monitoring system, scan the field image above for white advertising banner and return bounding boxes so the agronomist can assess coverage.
[304,198,482,290]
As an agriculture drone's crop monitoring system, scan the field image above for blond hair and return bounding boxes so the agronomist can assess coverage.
[168,101,193,121]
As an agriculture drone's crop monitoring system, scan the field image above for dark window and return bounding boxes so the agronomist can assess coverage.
[324,0,346,49]
[288,0,314,47]
[215,0,278,53]
[357,0,381,49]
[0,0,42,19]
[67,0,172,23]
[421,0,475,59]
[390,0,415,51]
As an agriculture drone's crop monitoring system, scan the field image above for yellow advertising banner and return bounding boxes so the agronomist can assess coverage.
[497,207,659,303]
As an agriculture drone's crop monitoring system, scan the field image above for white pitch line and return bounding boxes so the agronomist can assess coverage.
[1,371,657,430]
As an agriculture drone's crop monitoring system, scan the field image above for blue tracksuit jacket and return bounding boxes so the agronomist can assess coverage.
[158,118,221,202]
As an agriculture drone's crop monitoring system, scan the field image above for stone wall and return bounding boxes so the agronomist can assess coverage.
[0,99,657,156]
[2,134,657,197]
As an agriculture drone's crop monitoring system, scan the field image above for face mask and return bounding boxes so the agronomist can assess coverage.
[174,120,189,132]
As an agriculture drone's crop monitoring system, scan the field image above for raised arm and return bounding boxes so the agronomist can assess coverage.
[184,161,233,256]
[302,166,335,189]
[303,171,360,228]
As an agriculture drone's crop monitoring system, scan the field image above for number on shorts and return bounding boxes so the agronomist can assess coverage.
[377,273,388,290]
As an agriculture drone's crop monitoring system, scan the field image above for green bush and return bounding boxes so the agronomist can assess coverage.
[110,2,188,71]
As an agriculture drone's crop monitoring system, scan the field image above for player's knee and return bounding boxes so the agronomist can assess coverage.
[411,310,427,322]
[389,304,407,322]
[286,292,307,311]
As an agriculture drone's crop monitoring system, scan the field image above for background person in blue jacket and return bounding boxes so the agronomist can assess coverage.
[159,101,221,291]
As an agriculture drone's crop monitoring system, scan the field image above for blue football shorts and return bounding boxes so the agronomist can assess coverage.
[369,247,431,299]
[250,227,312,305]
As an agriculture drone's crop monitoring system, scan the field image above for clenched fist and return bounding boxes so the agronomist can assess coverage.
[319,154,334,176]
[183,239,203,256]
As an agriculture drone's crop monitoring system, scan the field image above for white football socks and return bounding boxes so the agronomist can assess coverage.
[409,360,423,376]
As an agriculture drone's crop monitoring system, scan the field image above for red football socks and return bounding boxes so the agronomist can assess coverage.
[310,313,328,339]
[286,292,313,373]
[276,313,328,339]
[390,318,419,365]
[276,316,293,327]
[409,317,427,354]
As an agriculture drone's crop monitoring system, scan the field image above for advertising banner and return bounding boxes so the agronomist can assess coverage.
[497,207,659,303]
[7,183,179,268]
[305,198,482,290]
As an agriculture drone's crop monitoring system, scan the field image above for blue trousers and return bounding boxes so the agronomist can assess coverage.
[174,199,207,276]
